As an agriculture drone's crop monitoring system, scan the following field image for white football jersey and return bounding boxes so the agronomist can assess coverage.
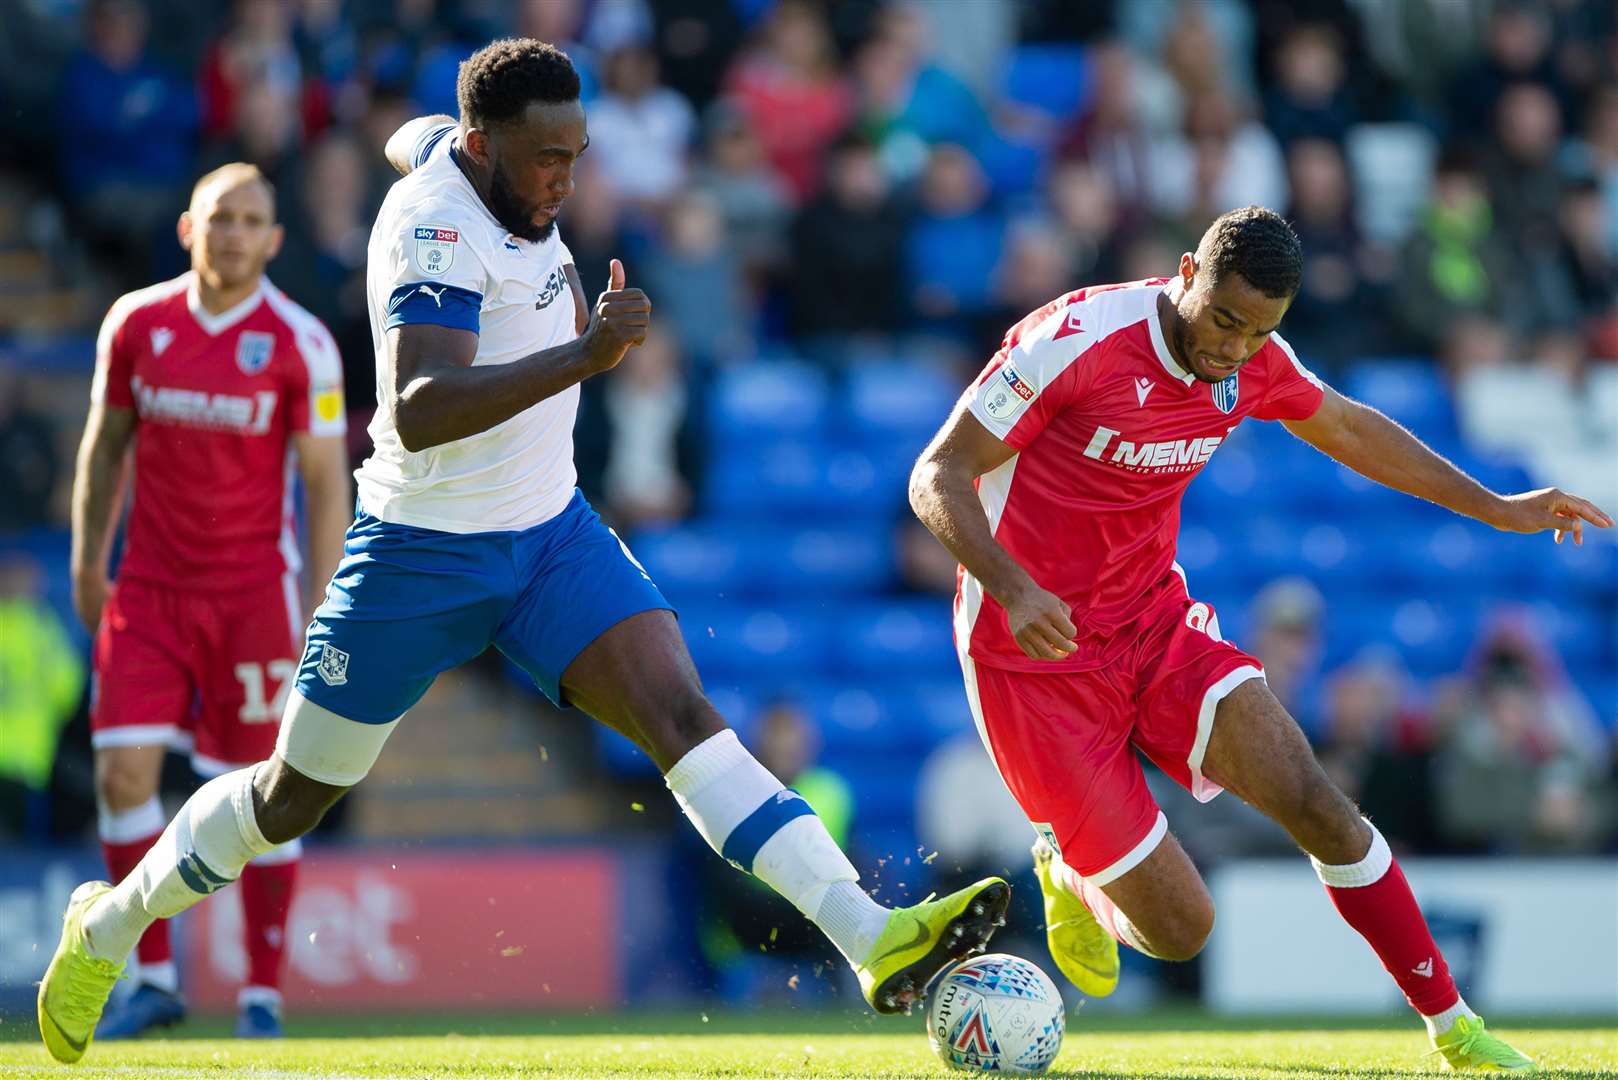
[356,123,581,533]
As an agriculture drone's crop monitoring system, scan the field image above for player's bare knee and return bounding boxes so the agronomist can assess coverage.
[93,752,160,811]
[1147,900,1215,962]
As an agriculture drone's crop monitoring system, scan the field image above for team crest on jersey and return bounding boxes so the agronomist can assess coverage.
[235,331,274,375]
[983,363,1036,421]
[534,267,565,310]
[413,225,459,276]
[316,643,349,686]
[1211,372,1239,414]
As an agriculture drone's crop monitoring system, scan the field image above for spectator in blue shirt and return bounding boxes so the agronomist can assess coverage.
[58,0,198,285]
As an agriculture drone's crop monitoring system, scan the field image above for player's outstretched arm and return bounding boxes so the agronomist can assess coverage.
[385,114,456,177]
[392,259,648,451]
[910,404,1079,661]
[1283,384,1614,544]
[70,399,135,631]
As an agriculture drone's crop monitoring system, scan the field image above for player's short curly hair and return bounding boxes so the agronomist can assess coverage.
[457,38,580,129]
[1195,206,1303,299]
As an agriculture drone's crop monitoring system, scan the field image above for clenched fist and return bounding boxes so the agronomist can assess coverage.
[582,257,651,373]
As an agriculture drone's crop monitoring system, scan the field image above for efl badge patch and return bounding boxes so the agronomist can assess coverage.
[1211,371,1239,414]
[235,331,274,375]
[983,363,1036,421]
[414,225,458,276]
[317,643,350,686]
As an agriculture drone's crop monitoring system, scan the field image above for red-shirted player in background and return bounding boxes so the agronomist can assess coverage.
[70,163,350,1040]
[911,207,1611,1072]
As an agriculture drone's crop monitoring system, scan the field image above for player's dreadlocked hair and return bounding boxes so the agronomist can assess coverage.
[1194,206,1303,299]
[457,38,580,129]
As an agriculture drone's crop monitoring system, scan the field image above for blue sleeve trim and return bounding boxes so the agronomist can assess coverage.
[721,790,815,874]
[412,123,454,169]
[385,282,482,333]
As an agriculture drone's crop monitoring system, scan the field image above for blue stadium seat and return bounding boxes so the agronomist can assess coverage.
[1326,596,1480,678]
[752,526,894,596]
[630,524,760,601]
[707,361,830,449]
[680,604,835,681]
[831,599,960,679]
[1342,359,1457,443]
[705,441,902,518]
[1544,534,1618,602]
[842,361,961,443]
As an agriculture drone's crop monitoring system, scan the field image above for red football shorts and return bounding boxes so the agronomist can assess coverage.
[961,588,1264,885]
[90,575,305,772]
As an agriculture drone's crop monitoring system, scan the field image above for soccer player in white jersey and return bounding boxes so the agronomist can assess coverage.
[38,39,1006,1064]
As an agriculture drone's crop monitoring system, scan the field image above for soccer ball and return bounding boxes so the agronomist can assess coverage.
[927,953,1066,1074]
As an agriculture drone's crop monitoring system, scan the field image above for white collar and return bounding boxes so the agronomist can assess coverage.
[187,273,266,336]
[1146,283,1195,385]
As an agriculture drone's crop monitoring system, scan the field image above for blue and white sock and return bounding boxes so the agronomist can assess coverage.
[665,729,889,963]
[84,765,276,962]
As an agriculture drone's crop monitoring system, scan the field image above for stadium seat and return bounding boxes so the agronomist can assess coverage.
[630,524,759,601]
[831,599,960,679]
[704,441,901,518]
[751,526,894,597]
[1456,367,1581,461]
[1343,359,1457,444]
[842,360,962,443]
[706,361,830,450]
[1344,124,1438,246]
[679,604,835,681]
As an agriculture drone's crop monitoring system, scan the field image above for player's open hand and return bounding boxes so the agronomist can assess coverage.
[583,258,650,373]
[1491,487,1613,545]
[72,566,111,633]
[1004,582,1079,661]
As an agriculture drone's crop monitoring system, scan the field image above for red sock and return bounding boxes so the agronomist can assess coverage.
[239,855,299,992]
[1315,824,1459,1017]
[102,829,172,969]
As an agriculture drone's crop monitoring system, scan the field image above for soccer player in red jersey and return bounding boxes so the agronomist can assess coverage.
[911,207,1611,1071]
[70,162,351,1039]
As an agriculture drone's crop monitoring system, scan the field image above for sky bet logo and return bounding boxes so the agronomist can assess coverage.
[414,227,459,242]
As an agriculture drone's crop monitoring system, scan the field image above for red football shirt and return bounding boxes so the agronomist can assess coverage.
[956,279,1325,672]
[93,272,346,593]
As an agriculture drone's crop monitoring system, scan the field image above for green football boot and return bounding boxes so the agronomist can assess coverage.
[38,881,125,1063]
[1432,1016,1537,1071]
[855,877,1010,1014]
[1033,838,1119,997]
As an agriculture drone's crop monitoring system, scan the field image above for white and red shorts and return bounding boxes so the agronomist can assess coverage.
[90,576,305,774]
[959,590,1264,885]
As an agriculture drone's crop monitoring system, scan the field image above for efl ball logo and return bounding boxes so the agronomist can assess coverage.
[413,225,459,276]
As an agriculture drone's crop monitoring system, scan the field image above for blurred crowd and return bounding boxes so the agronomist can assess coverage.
[1,0,1615,873]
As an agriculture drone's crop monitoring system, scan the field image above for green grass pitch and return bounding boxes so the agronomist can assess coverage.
[1,1009,1613,1078]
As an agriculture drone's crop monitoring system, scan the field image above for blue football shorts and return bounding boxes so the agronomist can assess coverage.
[292,489,672,724]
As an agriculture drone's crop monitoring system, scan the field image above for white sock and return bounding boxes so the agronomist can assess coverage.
[131,959,179,994]
[814,879,891,965]
[1423,996,1477,1037]
[665,729,885,962]
[84,766,275,961]
[97,796,166,845]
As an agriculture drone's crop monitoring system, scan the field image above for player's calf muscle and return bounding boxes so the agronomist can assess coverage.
[251,756,348,844]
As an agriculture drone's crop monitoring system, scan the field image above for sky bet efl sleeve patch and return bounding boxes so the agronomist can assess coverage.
[972,361,1039,441]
